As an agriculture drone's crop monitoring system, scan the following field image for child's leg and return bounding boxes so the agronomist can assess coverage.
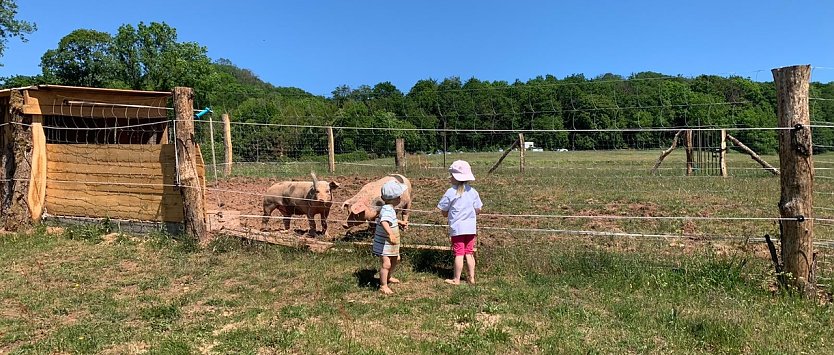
[446,255,464,285]
[379,256,393,294]
[447,236,466,285]
[465,253,476,284]
[388,256,400,283]
[464,235,477,284]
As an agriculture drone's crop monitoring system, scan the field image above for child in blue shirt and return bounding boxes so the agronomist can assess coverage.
[373,180,409,294]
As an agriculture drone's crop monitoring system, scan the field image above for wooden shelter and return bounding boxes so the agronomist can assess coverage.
[0,85,206,232]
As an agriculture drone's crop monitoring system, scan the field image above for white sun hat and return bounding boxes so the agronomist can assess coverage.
[449,160,475,181]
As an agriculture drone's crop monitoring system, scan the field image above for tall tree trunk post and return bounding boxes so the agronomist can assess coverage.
[685,130,694,176]
[3,90,34,231]
[518,133,525,174]
[327,126,336,174]
[174,87,208,243]
[395,138,405,173]
[773,64,815,296]
[222,113,233,177]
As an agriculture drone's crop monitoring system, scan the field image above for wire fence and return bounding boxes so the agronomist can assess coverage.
[5,74,834,289]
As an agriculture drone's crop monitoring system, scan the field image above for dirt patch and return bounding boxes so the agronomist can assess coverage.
[99,341,148,355]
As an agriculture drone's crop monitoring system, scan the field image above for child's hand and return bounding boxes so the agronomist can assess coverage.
[399,220,409,230]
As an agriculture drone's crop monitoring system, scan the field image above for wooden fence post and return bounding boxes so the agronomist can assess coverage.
[327,127,336,174]
[518,133,525,173]
[222,113,232,177]
[173,87,208,243]
[685,130,694,176]
[772,64,815,296]
[395,138,405,173]
[3,90,34,231]
[718,129,727,177]
[208,112,218,181]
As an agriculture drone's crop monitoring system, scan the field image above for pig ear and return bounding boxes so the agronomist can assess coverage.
[329,181,340,189]
[350,202,366,215]
[310,171,319,184]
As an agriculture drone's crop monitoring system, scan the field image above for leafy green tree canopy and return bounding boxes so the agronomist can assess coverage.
[0,0,36,65]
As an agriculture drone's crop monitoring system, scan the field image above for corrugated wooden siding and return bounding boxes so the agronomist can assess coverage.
[44,144,206,222]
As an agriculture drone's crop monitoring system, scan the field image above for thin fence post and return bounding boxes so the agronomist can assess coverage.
[518,133,525,174]
[208,113,218,181]
[395,138,405,173]
[173,87,208,243]
[772,64,815,296]
[327,127,336,174]
[685,130,694,176]
[222,113,232,177]
[718,129,727,177]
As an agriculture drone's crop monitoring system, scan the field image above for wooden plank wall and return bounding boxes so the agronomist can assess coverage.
[44,144,206,222]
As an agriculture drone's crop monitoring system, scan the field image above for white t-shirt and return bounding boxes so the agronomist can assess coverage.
[437,185,483,236]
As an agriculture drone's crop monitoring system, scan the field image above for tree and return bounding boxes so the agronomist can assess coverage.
[111,22,213,91]
[0,0,36,64]
[40,29,115,87]
[0,74,44,89]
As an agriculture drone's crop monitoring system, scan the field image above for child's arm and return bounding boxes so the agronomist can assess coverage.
[438,208,449,218]
[381,221,400,244]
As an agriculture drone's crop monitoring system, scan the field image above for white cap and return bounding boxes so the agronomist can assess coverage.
[381,180,408,200]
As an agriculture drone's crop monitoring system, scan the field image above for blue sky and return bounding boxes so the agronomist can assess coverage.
[2,1,833,96]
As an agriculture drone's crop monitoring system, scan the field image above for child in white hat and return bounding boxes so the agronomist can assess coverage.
[436,160,483,285]
[374,179,409,295]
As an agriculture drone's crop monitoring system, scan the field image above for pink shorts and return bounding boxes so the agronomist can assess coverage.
[451,234,477,256]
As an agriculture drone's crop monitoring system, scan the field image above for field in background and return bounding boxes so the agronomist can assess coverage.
[3,149,834,353]
[207,149,834,242]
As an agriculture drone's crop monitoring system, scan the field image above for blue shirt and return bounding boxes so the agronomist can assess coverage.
[437,185,483,236]
[374,204,399,238]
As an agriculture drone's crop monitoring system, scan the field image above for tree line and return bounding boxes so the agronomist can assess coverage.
[2,18,834,159]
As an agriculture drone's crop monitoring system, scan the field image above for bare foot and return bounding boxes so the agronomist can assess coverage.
[388,277,401,284]
[379,285,394,295]
[467,279,476,285]
[445,279,460,285]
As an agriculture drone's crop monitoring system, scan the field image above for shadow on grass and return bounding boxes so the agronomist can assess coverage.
[354,268,380,289]
[339,226,373,242]
[407,249,454,279]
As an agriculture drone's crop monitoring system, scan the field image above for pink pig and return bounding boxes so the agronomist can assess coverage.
[263,172,340,236]
[342,174,412,229]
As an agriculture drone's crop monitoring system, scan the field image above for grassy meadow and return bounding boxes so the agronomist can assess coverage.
[2,149,834,353]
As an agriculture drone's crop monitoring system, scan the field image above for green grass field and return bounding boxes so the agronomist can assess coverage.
[3,149,834,353]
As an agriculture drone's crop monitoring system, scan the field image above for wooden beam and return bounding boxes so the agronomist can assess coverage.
[221,228,333,253]
[27,115,47,221]
[651,130,683,175]
[726,134,779,175]
[488,139,520,174]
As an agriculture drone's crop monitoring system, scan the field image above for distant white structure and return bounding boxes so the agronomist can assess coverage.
[523,141,535,149]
